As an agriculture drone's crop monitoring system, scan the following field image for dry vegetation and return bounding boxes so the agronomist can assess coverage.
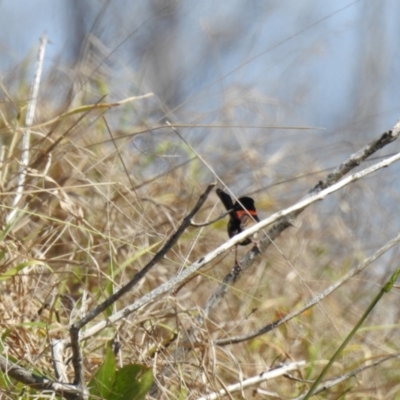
[1,23,400,400]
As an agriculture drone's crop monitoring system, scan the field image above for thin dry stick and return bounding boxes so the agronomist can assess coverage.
[0,355,82,400]
[78,145,400,342]
[67,183,215,387]
[215,231,400,345]
[163,125,400,396]
[71,182,215,332]
[292,352,400,400]
[6,35,47,224]
[196,361,306,400]
[201,121,400,320]
[51,339,68,383]
[190,210,231,227]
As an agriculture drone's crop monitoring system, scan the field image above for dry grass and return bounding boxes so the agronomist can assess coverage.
[1,39,400,400]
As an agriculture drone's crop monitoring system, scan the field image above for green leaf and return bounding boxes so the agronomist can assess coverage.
[108,364,153,400]
[88,345,116,399]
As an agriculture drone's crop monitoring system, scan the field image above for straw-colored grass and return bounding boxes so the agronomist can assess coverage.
[1,41,400,400]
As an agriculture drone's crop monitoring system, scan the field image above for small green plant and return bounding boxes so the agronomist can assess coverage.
[89,345,153,400]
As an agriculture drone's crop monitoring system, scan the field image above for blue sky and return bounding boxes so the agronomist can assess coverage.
[1,1,399,146]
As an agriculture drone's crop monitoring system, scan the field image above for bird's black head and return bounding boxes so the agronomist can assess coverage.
[234,196,256,211]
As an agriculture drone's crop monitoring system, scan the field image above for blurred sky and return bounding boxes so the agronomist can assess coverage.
[2,0,400,128]
[1,0,400,190]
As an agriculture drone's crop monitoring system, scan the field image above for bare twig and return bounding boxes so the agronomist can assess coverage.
[70,182,216,332]
[201,121,400,319]
[310,124,400,192]
[67,182,215,390]
[215,231,400,345]
[196,361,305,400]
[190,210,231,227]
[6,35,47,224]
[78,145,400,342]
[51,339,68,383]
[292,353,400,400]
[0,355,84,400]
[69,326,84,390]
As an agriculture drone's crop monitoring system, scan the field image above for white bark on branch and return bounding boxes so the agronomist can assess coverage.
[196,361,306,400]
[78,144,400,342]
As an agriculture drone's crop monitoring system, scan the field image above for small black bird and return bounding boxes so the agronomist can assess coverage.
[216,188,260,264]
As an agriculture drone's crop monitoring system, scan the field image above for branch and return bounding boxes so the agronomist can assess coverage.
[201,121,400,319]
[71,182,216,331]
[68,184,215,389]
[292,353,400,400]
[0,355,84,400]
[196,361,305,400]
[78,145,400,342]
[51,339,68,383]
[311,125,400,192]
[215,231,400,345]
[69,327,84,389]
[190,210,231,227]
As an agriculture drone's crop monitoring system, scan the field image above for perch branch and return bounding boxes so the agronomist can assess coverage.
[77,145,400,342]
[201,121,400,319]
[71,182,216,331]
